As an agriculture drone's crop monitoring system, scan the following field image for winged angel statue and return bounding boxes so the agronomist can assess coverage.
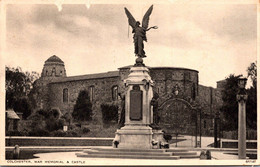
[124,5,158,58]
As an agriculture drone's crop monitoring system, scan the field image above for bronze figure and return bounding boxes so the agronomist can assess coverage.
[124,5,158,58]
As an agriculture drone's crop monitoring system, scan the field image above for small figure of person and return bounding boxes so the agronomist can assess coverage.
[151,92,159,125]
[118,93,125,129]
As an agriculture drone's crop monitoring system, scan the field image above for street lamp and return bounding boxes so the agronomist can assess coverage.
[238,77,247,94]
[237,77,248,159]
[214,111,220,148]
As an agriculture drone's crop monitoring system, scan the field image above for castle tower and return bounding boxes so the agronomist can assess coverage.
[34,55,66,110]
[41,55,66,78]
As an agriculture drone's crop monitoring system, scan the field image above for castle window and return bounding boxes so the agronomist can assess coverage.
[52,67,56,76]
[45,70,48,76]
[63,88,68,103]
[204,120,207,128]
[112,86,118,101]
[192,83,196,100]
[60,71,63,76]
[89,86,94,102]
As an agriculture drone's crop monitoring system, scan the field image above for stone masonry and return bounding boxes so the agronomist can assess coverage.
[33,55,223,135]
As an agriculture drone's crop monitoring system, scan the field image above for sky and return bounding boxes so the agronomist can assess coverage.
[3,1,257,87]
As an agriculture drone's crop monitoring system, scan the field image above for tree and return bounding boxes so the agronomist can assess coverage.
[101,104,118,124]
[221,62,257,131]
[72,90,92,121]
[246,61,257,129]
[13,97,32,119]
[5,66,39,119]
[220,74,241,131]
[247,61,257,88]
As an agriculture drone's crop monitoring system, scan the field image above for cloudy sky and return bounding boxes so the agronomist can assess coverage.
[3,1,257,87]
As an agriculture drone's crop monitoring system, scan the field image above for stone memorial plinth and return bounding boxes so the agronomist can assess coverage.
[114,59,154,149]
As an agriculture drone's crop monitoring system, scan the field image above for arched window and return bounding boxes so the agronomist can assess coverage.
[112,86,118,101]
[63,88,68,103]
[89,86,94,102]
[192,83,196,100]
[52,67,56,76]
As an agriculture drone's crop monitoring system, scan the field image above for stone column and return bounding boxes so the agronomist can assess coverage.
[113,58,154,149]
[237,77,247,159]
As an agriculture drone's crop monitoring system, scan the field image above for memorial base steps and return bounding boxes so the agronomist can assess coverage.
[76,148,199,160]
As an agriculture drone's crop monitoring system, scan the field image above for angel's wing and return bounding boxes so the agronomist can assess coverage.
[124,7,137,29]
[142,5,153,29]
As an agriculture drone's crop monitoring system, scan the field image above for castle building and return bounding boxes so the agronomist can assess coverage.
[34,55,223,137]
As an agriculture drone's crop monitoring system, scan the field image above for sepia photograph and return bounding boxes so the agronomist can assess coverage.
[0,0,258,165]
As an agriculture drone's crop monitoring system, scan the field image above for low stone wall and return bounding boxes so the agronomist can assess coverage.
[221,140,257,149]
[222,130,257,140]
[5,136,113,146]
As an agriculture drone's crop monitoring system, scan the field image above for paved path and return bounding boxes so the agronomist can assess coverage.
[31,150,239,161]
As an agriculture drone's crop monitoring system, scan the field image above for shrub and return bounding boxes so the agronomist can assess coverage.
[46,117,64,132]
[49,108,62,119]
[50,129,81,137]
[72,90,92,121]
[69,124,77,130]
[66,130,80,137]
[101,104,118,123]
[51,130,66,137]
[61,112,72,125]
[28,129,50,136]
[82,127,90,134]
[6,130,28,136]
[13,97,32,119]
[28,113,46,131]
[37,109,49,118]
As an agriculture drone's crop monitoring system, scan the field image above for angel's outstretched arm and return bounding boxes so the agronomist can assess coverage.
[146,26,158,31]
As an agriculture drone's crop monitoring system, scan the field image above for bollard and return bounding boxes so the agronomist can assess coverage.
[206,150,211,160]
[199,150,207,160]
[13,145,20,159]
[113,141,119,148]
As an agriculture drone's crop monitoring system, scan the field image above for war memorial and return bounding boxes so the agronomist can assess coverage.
[4,3,257,164]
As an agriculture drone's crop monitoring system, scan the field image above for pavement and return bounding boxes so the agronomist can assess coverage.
[5,136,257,162]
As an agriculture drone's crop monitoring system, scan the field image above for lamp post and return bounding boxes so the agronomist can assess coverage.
[237,77,247,159]
[214,111,220,148]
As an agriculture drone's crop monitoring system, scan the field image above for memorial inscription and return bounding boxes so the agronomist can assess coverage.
[130,85,143,120]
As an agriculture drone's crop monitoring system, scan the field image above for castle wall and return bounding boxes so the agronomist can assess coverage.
[198,85,223,135]
[48,76,120,123]
[34,57,223,135]
[150,68,198,100]
[119,67,199,100]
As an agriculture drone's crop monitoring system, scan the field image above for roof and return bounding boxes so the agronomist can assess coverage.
[217,79,227,83]
[45,55,64,64]
[119,65,198,73]
[150,67,198,73]
[6,110,20,120]
[50,71,119,83]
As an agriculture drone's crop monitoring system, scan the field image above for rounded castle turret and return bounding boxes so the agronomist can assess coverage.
[33,55,66,110]
[41,55,66,77]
